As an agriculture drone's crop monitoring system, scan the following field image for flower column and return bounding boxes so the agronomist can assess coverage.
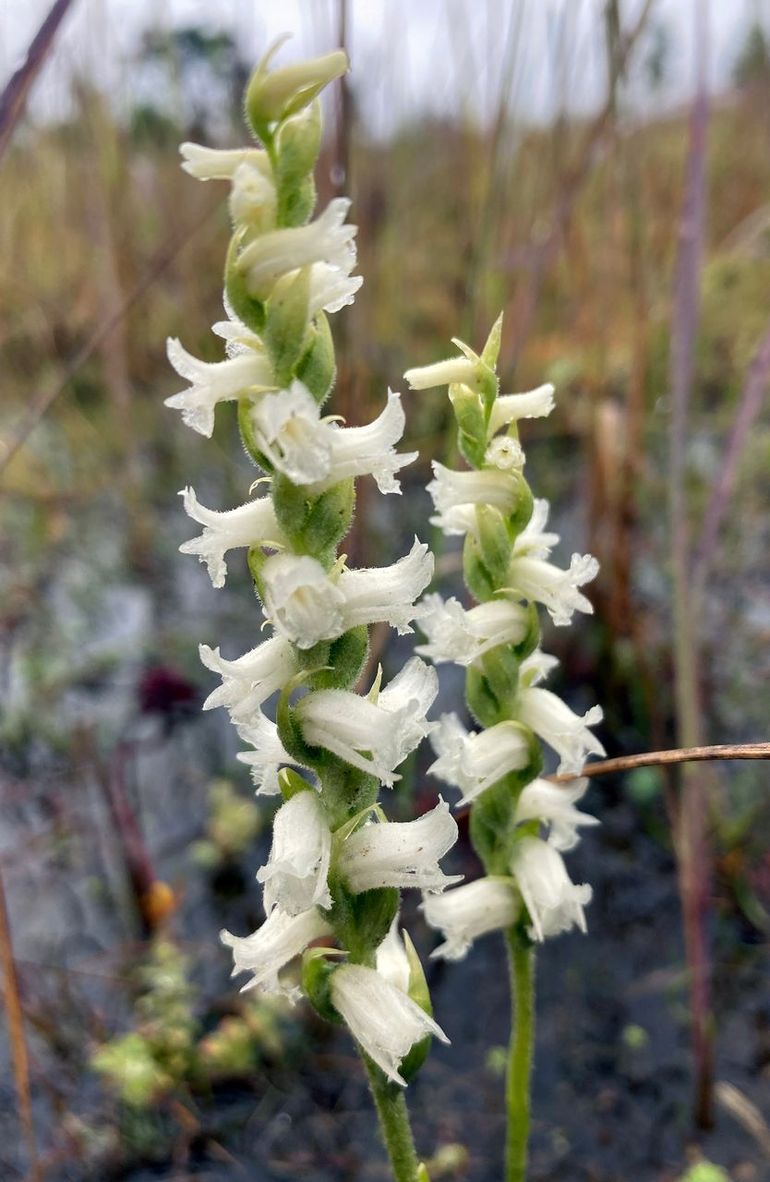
[167,43,458,1182]
[405,316,604,1182]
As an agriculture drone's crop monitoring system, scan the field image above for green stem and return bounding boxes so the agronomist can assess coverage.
[362,1053,421,1182]
[505,931,535,1182]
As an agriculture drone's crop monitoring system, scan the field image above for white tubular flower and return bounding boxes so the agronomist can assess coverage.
[257,791,332,915]
[179,142,270,181]
[261,554,346,649]
[421,878,519,961]
[330,964,448,1087]
[336,540,433,634]
[514,777,598,852]
[221,907,332,1000]
[506,552,599,627]
[488,383,555,436]
[416,594,530,666]
[236,713,300,796]
[511,498,559,561]
[428,462,519,521]
[165,338,275,437]
[310,390,417,496]
[510,836,592,942]
[200,636,298,719]
[336,799,460,894]
[179,487,285,589]
[250,384,416,494]
[229,161,277,232]
[238,197,357,300]
[404,357,480,391]
[485,435,525,471]
[428,714,530,807]
[516,686,604,775]
[295,657,437,785]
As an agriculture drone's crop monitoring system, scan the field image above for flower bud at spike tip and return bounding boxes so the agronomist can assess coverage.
[246,44,349,132]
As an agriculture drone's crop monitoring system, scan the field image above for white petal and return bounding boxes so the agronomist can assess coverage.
[179,142,270,181]
[514,777,599,851]
[308,390,417,495]
[261,553,346,649]
[516,686,605,775]
[330,964,448,1086]
[200,636,297,719]
[416,594,530,666]
[179,487,284,589]
[421,878,519,960]
[506,552,599,626]
[221,907,332,999]
[403,357,479,390]
[488,384,555,435]
[337,799,460,894]
[375,919,412,994]
[237,713,300,796]
[238,198,358,300]
[249,381,331,484]
[165,338,275,437]
[336,540,433,634]
[258,791,332,915]
[428,715,530,806]
[510,837,592,942]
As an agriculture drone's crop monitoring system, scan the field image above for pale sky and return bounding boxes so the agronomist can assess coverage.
[1,0,768,136]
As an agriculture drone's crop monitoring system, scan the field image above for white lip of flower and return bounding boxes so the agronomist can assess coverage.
[416,594,530,666]
[510,836,592,942]
[485,435,525,471]
[237,197,358,300]
[421,878,520,961]
[261,553,347,650]
[505,552,599,627]
[403,357,480,391]
[375,918,412,994]
[165,338,276,437]
[295,657,438,785]
[487,383,555,435]
[516,685,605,775]
[221,907,332,1000]
[511,498,559,560]
[336,798,461,894]
[250,383,416,495]
[179,142,271,181]
[336,540,433,634]
[514,777,598,852]
[229,160,277,231]
[428,462,519,518]
[308,262,363,316]
[198,636,298,720]
[519,648,560,687]
[330,963,448,1086]
[179,487,285,589]
[310,390,417,496]
[257,791,332,915]
[236,713,301,796]
[428,714,531,807]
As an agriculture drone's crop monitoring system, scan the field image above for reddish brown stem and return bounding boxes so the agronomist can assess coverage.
[550,743,770,782]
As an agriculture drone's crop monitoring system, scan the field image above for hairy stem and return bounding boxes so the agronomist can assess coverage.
[362,1054,421,1182]
[505,932,535,1182]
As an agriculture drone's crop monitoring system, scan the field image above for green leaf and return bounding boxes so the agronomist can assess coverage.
[481,311,504,369]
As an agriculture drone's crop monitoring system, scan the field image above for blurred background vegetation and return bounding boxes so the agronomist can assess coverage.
[1,1,770,1179]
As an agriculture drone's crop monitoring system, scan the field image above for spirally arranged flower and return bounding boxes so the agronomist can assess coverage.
[168,41,457,1112]
[405,317,603,952]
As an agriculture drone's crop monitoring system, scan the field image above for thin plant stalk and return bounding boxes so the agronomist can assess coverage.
[667,0,713,1130]
[505,933,535,1182]
[363,1056,421,1182]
